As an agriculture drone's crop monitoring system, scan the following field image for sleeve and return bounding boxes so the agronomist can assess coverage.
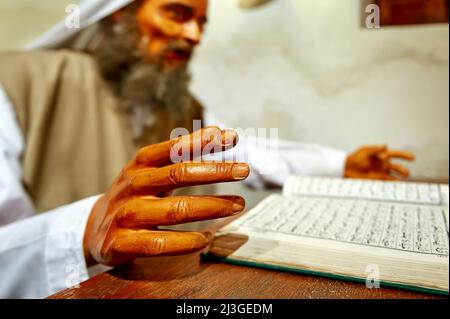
[0,85,34,225]
[203,111,347,188]
[0,85,98,298]
[0,196,98,298]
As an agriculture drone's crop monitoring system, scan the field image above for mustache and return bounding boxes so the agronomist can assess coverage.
[164,40,193,53]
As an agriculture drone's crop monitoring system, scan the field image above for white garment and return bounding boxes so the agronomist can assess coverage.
[202,111,346,188]
[0,86,98,298]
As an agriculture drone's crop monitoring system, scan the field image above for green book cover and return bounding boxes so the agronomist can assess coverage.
[203,253,449,297]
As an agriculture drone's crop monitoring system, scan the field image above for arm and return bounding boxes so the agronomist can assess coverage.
[0,85,34,225]
[0,85,94,298]
[202,111,346,188]
[217,137,414,187]
[0,197,96,298]
[203,111,415,187]
[202,133,347,188]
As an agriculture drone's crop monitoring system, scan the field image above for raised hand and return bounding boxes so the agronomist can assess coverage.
[344,145,415,181]
[83,127,249,266]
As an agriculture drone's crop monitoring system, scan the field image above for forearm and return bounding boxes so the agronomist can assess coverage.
[0,196,98,298]
[203,133,347,188]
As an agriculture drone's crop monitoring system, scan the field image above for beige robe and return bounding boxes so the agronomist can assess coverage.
[0,50,203,212]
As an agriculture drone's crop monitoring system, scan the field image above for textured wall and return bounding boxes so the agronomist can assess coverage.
[0,0,448,178]
[190,0,449,178]
[0,0,78,50]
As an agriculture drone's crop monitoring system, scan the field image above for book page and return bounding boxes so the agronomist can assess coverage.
[235,195,449,257]
[283,176,448,206]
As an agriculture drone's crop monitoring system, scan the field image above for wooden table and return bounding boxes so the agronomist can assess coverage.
[49,181,448,299]
[49,252,443,299]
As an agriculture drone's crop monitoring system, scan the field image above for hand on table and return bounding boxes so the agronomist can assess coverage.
[344,145,415,181]
[83,127,249,266]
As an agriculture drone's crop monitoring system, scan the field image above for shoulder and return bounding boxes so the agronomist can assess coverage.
[0,49,93,69]
[0,49,96,91]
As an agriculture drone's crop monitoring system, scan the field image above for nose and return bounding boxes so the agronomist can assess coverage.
[182,20,201,45]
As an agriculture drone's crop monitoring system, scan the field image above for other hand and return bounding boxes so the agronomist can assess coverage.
[344,145,415,181]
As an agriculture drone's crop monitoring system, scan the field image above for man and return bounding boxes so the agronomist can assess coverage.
[0,0,414,298]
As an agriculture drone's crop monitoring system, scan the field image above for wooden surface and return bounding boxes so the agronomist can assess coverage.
[49,179,448,299]
[49,250,442,299]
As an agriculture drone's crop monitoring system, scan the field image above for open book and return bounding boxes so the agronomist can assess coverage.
[208,176,449,295]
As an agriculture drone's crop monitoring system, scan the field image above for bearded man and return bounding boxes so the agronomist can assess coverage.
[0,0,414,298]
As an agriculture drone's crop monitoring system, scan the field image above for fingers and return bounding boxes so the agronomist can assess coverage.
[129,162,250,194]
[389,163,410,178]
[377,149,414,180]
[135,127,238,167]
[358,145,415,162]
[383,150,415,161]
[112,229,211,258]
[116,196,245,228]
[359,145,387,156]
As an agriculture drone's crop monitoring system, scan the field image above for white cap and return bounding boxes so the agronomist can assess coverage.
[26,0,134,50]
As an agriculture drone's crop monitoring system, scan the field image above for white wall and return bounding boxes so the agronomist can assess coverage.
[190,0,449,179]
[0,0,77,50]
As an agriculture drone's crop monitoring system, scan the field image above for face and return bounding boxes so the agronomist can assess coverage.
[136,0,208,68]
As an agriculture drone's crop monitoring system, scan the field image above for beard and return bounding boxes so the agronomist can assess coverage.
[91,6,193,138]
